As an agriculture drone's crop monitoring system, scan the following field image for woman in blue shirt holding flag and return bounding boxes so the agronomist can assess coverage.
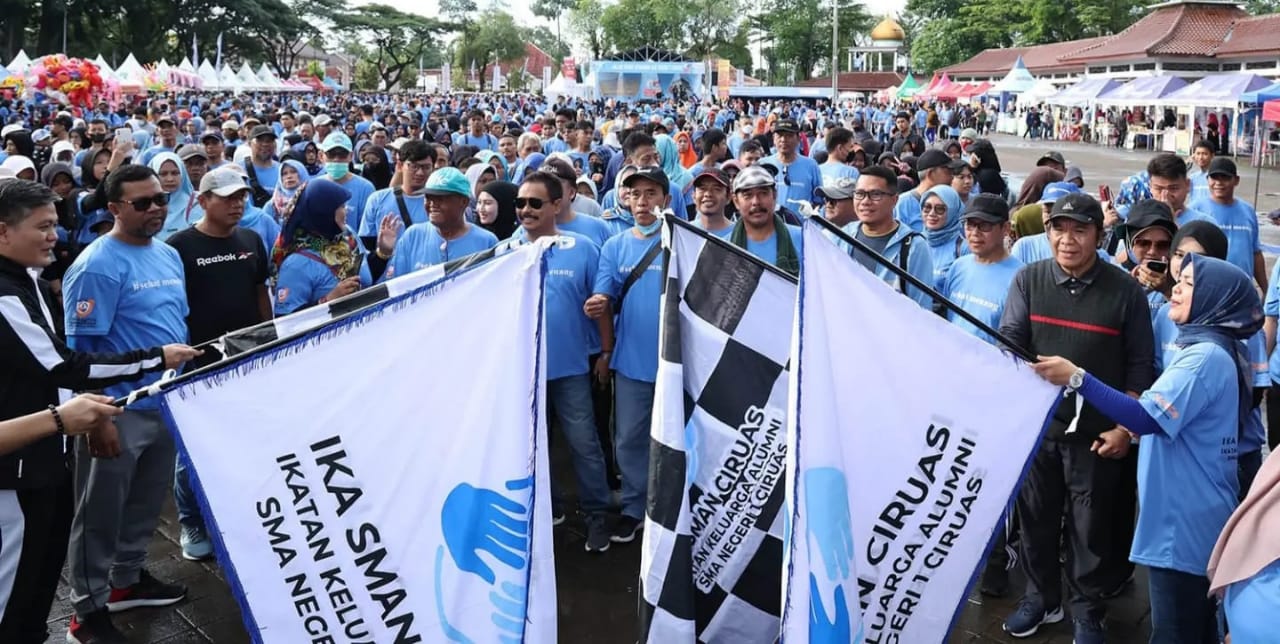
[1035,254,1261,644]
[271,180,370,315]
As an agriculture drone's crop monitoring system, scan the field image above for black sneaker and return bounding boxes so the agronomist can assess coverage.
[610,515,643,543]
[66,608,128,643]
[105,569,186,613]
[980,566,1009,598]
[584,513,611,553]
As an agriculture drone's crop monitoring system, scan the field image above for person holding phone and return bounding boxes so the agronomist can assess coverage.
[1116,199,1178,316]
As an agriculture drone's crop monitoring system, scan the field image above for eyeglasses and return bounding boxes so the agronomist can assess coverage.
[921,203,948,214]
[407,161,433,175]
[853,190,893,202]
[824,197,851,205]
[514,197,546,209]
[115,193,170,211]
[963,220,999,233]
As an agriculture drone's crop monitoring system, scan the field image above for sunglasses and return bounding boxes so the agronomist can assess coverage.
[115,193,170,211]
[514,197,546,209]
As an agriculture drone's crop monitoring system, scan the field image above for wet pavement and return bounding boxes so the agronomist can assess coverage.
[44,133,1280,643]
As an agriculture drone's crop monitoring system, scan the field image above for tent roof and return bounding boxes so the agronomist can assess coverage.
[179,57,195,72]
[895,74,920,97]
[1097,75,1188,104]
[1240,80,1280,105]
[1161,72,1272,108]
[989,55,1037,94]
[1047,77,1123,106]
[115,53,144,82]
[6,50,31,75]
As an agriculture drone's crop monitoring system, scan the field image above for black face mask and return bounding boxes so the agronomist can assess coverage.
[89,133,106,143]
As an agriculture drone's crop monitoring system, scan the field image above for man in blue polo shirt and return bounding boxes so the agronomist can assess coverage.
[376,167,497,280]
[62,165,191,643]
[943,194,1023,344]
[762,118,823,209]
[316,132,375,232]
[1190,157,1267,290]
[358,139,436,250]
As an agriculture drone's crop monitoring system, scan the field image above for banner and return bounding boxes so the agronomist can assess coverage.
[640,218,795,642]
[441,62,451,94]
[781,222,1060,642]
[561,57,576,82]
[542,66,551,92]
[162,241,557,644]
[717,59,731,101]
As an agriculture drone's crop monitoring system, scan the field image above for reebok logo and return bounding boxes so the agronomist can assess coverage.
[196,251,254,267]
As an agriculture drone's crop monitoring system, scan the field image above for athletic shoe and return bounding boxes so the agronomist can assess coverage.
[584,514,611,553]
[180,525,214,561]
[66,609,128,643]
[1002,599,1064,638]
[610,515,643,543]
[1071,617,1106,644]
[105,570,186,613]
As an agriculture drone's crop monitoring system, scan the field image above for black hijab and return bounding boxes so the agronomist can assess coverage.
[4,130,34,158]
[360,145,393,190]
[478,180,519,241]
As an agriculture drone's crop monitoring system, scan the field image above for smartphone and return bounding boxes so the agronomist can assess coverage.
[114,127,131,140]
[1098,184,1113,203]
[1147,260,1169,274]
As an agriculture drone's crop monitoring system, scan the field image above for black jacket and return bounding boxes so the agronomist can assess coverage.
[0,255,166,489]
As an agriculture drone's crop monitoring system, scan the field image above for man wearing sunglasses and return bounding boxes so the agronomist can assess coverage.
[375,167,497,282]
[62,164,194,643]
[761,118,823,211]
[838,165,934,310]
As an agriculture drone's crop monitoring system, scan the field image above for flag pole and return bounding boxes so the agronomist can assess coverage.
[808,216,1036,362]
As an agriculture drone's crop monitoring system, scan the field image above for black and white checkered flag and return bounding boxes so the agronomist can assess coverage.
[639,217,797,642]
[221,245,507,356]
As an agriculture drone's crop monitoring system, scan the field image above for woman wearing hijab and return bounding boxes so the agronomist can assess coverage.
[76,148,114,246]
[1012,167,1065,239]
[1208,440,1280,641]
[359,145,393,190]
[265,159,309,225]
[3,129,34,159]
[1035,254,1262,643]
[39,162,82,285]
[272,180,371,315]
[600,164,638,238]
[921,185,966,291]
[474,149,507,181]
[475,180,519,241]
[464,162,496,201]
[147,151,198,241]
[286,140,323,177]
[1,155,36,180]
[511,151,545,185]
[674,131,697,169]
[966,139,1007,199]
[655,133,693,191]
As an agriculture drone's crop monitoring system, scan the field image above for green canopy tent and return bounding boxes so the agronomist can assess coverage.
[895,74,921,98]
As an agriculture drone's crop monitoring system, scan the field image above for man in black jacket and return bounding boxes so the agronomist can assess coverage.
[0,179,197,644]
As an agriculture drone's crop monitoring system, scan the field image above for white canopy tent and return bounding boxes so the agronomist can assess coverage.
[218,65,243,93]
[6,50,31,75]
[236,63,264,90]
[544,72,592,101]
[1022,78,1063,104]
[257,63,288,91]
[179,57,196,72]
[987,56,1037,95]
[197,60,221,90]
[113,53,145,85]
[92,55,116,81]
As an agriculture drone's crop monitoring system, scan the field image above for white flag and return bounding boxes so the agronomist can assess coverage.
[161,241,557,643]
[640,219,795,642]
[781,222,1060,642]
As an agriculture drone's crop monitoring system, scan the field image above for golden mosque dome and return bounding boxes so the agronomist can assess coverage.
[871,18,905,42]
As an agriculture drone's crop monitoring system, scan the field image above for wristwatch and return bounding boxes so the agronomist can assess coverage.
[1068,368,1085,391]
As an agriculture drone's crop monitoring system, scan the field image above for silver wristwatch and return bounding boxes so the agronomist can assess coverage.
[1068,367,1085,391]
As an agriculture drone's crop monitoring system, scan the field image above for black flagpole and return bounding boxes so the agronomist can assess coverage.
[808,215,1036,363]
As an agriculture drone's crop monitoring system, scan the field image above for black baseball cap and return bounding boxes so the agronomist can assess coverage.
[961,194,1011,223]
[249,124,276,141]
[1120,199,1176,238]
[774,118,800,133]
[691,167,730,189]
[916,149,952,173]
[1207,157,1238,178]
[622,166,671,195]
[200,130,223,143]
[1036,151,1066,167]
[1049,193,1105,227]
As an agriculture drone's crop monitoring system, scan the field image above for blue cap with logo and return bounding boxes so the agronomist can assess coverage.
[422,167,472,198]
[319,132,353,153]
[1039,181,1081,205]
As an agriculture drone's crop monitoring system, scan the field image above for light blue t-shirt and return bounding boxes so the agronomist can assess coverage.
[137,145,175,167]
[236,203,280,255]
[1175,206,1214,227]
[359,188,428,238]
[943,255,1023,345]
[1225,559,1280,642]
[1010,234,1114,266]
[274,240,373,315]
[819,162,860,184]
[542,137,569,156]
[593,232,663,383]
[1192,197,1259,278]
[558,212,613,247]
[63,236,189,410]
[693,219,733,239]
[1134,342,1240,576]
[742,224,803,266]
[246,160,281,193]
[763,154,823,208]
[383,223,498,281]
[516,231,600,380]
[1263,259,1280,382]
[318,174,377,232]
[894,190,924,233]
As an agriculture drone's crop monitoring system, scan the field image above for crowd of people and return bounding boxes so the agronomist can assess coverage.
[0,88,1277,644]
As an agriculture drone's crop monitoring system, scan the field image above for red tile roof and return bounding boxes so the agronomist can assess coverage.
[1214,14,1280,57]
[795,72,905,92]
[1061,2,1245,62]
[496,43,556,80]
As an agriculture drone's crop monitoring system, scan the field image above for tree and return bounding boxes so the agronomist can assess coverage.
[751,0,869,82]
[333,4,448,90]
[453,9,526,90]
[530,0,574,51]
[522,25,569,62]
[600,0,674,52]
[568,0,608,60]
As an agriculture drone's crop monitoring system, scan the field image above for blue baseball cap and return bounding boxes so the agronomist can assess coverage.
[422,167,472,198]
[319,132,353,153]
[1039,181,1081,205]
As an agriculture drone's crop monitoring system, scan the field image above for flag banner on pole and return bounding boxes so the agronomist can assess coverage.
[160,240,557,644]
[441,62,451,93]
[781,222,1060,642]
[222,247,504,356]
[640,217,797,642]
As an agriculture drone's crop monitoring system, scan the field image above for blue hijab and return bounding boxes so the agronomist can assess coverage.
[922,185,965,287]
[655,134,693,190]
[147,152,195,241]
[282,179,351,244]
[512,152,545,184]
[1176,254,1264,439]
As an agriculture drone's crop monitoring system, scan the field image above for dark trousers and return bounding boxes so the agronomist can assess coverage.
[1148,567,1217,644]
[588,353,619,491]
[1016,438,1122,622]
[1266,384,1280,450]
[1107,445,1138,588]
[0,475,74,644]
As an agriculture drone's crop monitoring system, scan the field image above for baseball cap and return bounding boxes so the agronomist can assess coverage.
[155,114,175,126]
[249,124,276,140]
[178,143,208,161]
[691,167,730,190]
[622,166,671,195]
[200,130,223,143]
[1120,199,1176,238]
[916,149,952,173]
[815,176,858,201]
[221,119,240,131]
[961,194,1011,223]
[199,168,252,197]
[1064,165,1084,185]
[319,132,353,153]
[31,130,50,144]
[774,118,800,133]
[959,128,979,140]
[1049,193,1104,227]
[313,114,333,127]
[732,165,777,193]
[1036,151,1066,167]
[1039,181,1081,205]
[421,167,472,198]
[1207,157,1238,178]
[389,137,412,152]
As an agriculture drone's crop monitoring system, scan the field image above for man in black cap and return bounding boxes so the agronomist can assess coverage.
[999,192,1155,643]
[690,168,733,237]
[1116,199,1177,308]
[945,194,1022,343]
[894,148,954,233]
[1190,157,1266,289]
[200,131,226,171]
[243,124,280,208]
[1036,151,1066,174]
[138,115,180,166]
[816,176,858,227]
[761,118,823,211]
[888,111,925,158]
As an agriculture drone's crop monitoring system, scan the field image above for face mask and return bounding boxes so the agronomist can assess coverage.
[636,218,662,236]
[324,162,349,180]
[89,133,106,143]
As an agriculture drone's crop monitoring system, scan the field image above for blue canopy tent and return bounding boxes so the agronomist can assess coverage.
[1096,75,1188,106]
[1047,77,1123,107]
[1240,81,1280,106]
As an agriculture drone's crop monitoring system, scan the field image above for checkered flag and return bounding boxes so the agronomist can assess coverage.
[639,217,797,642]
[222,245,510,356]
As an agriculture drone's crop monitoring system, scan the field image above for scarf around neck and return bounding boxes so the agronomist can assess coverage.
[730,214,798,276]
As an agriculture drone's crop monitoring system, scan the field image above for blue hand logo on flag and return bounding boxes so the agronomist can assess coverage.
[804,467,860,644]
[434,476,533,643]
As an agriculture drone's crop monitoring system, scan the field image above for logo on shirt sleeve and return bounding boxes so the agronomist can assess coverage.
[276,287,289,304]
[75,299,95,318]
